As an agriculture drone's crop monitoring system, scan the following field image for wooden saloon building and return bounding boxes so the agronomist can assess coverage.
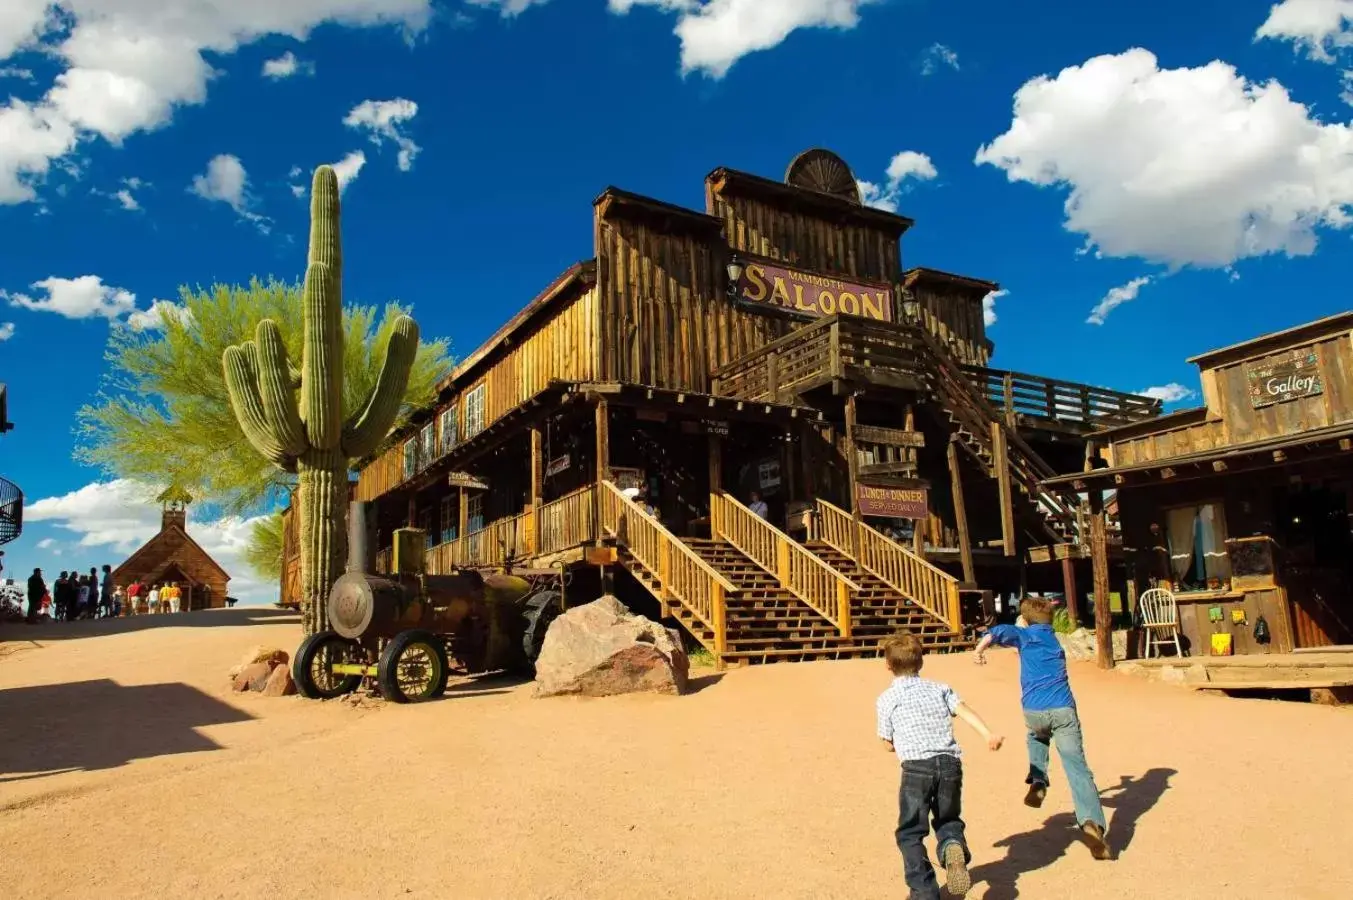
[293,149,1163,667]
[1046,313,1353,658]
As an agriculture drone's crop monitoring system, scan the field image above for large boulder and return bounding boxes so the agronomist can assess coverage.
[232,662,273,693]
[227,645,289,680]
[262,664,297,697]
[534,596,689,698]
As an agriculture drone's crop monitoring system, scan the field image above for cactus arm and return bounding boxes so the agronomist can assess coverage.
[341,316,420,459]
[223,342,294,469]
[287,361,302,389]
[300,166,344,449]
[255,320,308,456]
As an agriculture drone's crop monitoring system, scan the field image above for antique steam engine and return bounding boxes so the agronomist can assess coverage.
[292,503,563,703]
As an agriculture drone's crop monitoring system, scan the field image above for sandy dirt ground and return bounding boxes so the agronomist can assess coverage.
[2,608,1350,900]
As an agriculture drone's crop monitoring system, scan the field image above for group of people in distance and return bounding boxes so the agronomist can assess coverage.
[24,565,186,622]
[876,596,1109,899]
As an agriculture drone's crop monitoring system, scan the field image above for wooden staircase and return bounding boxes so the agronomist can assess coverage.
[806,541,962,644]
[916,327,1084,546]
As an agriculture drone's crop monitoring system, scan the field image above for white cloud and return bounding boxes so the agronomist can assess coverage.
[344,99,420,171]
[1137,383,1197,404]
[100,176,144,210]
[920,42,959,76]
[975,48,1353,270]
[607,0,884,79]
[1256,0,1353,62]
[190,153,269,232]
[262,50,314,79]
[0,1,432,206]
[2,274,137,319]
[0,66,34,81]
[24,479,276,604]
[0,322,13,341]
[289,151,367,198]
[112,187,138,210]
[465,0,554,14]
[1087,275,1152,325]
[127,299,194,331]
[982,289,1007,327]
[857,150,938,212]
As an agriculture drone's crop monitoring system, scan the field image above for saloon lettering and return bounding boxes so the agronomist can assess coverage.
[739,262,892,322]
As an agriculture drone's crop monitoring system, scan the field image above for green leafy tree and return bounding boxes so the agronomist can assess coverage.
[77,278,450,518]
[246,511,286,583]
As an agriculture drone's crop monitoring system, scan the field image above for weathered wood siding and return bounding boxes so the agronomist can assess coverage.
[707,189,901,283]
[595,213,790,391]
[355,287,599,502]
[1109,332,1352,466]
[907,282,990,366]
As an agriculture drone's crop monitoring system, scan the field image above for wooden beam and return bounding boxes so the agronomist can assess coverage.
[948,438,975,585]
[1061,556,1081,626]
[1089,490,1113,670]
[845,393,862,560]
[594,399,609,545]
[530,425,543,557]
[991,422,1016,558]
[458,486,468,539]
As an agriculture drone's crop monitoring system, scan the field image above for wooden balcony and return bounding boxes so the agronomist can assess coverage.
[709,314,1161,433]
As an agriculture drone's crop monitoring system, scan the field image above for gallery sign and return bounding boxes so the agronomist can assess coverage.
[856,484,927,520]
[737,261,892,322]
[1246,351,1323,409]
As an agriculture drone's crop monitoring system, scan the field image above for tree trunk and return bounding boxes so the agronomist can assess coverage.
[297,448,348,636]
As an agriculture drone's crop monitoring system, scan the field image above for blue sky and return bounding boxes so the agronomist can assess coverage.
[1,0,1351,601]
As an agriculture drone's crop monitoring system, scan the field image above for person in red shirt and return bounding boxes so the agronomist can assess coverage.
[126,580,142,616]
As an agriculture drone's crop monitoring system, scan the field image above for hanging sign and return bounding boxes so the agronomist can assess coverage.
[545,455,571,477]
[757,458,781,489]
[737,261,893,322]
[701,419,729,436]
[856,484,927,519]
[1246,351,1323,408]
[447,472,489,491]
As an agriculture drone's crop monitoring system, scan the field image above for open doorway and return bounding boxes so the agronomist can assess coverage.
[1275,481,1353,648]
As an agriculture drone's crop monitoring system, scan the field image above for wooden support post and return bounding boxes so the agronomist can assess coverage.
[1061,556,1081,626]
[1002,372,1016,429]
[1126,577,1141,659]
[593,399,609,545]
[407,493,417,528]
[991,422,1016,557]
[458,487,468,537]
[1089,490,1113,669]
[766,351,780,404]
[529,425,544,558]
[914,519,926,558]
[947,437,976,586]
[708,433,723,537]
[845,393,862,559]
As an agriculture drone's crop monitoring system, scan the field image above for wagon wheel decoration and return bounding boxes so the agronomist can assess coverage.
[784,148,861,204]
[377,630,449,703]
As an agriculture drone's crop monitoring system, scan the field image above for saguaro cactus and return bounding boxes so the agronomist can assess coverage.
[223,166,419,635]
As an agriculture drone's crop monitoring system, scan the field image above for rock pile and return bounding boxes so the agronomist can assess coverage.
[228,645,297,697]
[1055,628,1130,662]
[534,595,689,698]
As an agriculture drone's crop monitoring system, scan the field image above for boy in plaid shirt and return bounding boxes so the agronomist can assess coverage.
[877,631,1003,899]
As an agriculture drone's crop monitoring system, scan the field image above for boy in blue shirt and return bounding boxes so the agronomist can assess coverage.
[973,597,1111,860]
[878,630,1004,899]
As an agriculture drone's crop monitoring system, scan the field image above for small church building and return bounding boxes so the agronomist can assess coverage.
[113,487,231,610]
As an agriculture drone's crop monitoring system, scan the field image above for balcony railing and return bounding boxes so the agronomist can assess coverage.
[710,314,1160,431]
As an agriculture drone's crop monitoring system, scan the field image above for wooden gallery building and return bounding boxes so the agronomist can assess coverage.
[292,149,1163,667]
[1045,313,1353,657]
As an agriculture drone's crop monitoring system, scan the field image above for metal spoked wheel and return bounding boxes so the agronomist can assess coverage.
[377,629,450,704]
[293,630,362,700]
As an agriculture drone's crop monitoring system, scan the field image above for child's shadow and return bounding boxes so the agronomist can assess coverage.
[967,768,1176,899]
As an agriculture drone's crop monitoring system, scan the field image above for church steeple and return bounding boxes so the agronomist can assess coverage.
[157,485,193,532]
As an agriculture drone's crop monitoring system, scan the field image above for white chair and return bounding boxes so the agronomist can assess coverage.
[1137,588,1183,658]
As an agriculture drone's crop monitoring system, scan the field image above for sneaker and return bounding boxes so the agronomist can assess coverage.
[1023,783,1047,808]
[1080,821,1111,860]
[942,842,971,896]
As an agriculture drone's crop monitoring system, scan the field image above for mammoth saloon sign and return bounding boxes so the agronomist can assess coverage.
[737,261,893,322]
[1246,351,1324,409]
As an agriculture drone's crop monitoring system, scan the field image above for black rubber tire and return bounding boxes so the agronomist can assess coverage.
[377,629,450,704]
[293,630,361,700]
[521,590,563,667]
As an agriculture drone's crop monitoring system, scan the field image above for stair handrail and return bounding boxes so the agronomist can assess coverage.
[711,491,859,638]
[814,499,962,632]
[599,481,735,650]
[915,328,1083,539]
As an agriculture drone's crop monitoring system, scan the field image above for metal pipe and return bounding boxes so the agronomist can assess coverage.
[347,501,373,575]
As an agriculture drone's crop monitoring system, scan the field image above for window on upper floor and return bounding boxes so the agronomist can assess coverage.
[438,406,458,456]
[464,384,486,438]
[402,438,417,480]
[419,422,435,469]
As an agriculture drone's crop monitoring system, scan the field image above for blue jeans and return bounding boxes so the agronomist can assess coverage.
[895,754,968,900]
[1024,706,1106,830]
